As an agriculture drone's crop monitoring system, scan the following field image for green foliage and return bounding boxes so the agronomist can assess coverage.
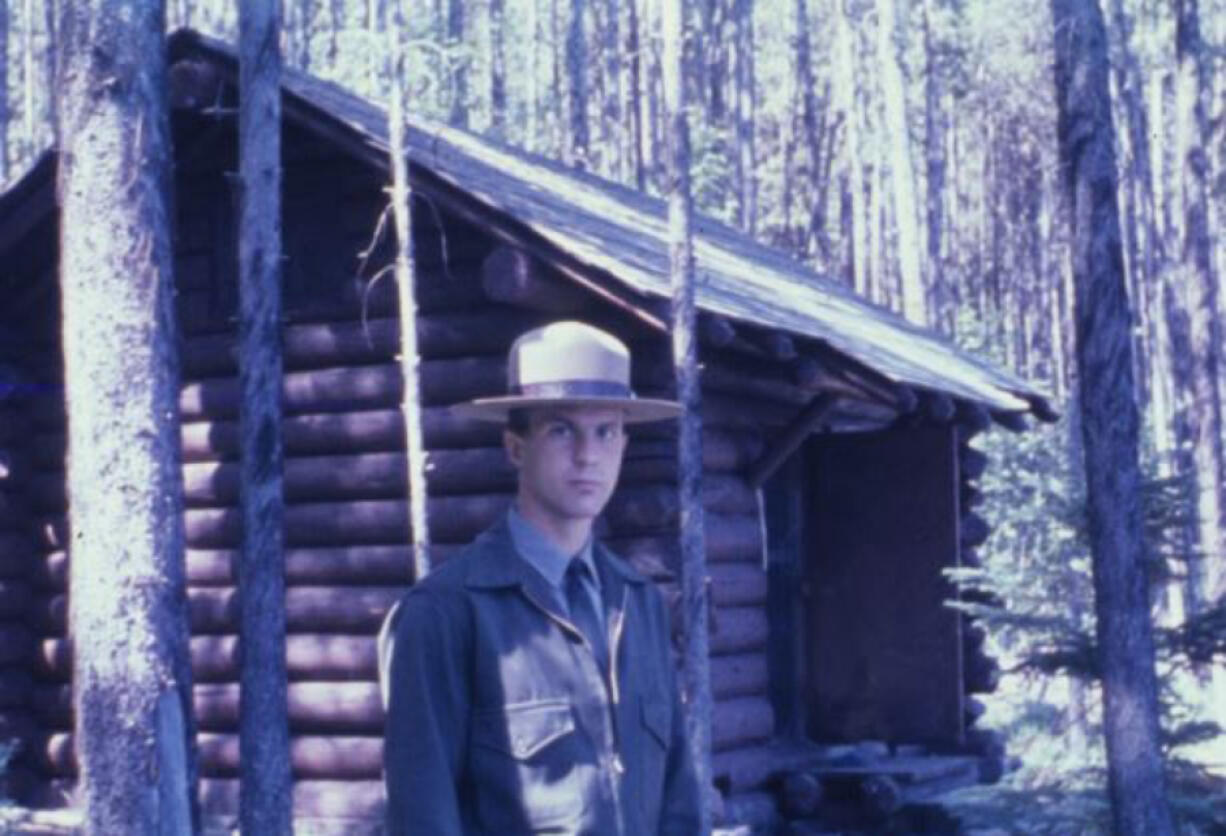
[943,314,1226,832]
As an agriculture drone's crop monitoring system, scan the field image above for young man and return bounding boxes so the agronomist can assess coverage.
[383,321,702,834]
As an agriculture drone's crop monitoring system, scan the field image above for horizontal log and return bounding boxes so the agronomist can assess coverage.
[960,447,988,480]
[0,627,35,665]
[179,357,506,419]
[39,586,404,637]
[604,514,761,568]
[955,401,992,435]
[991,410,1028,433]
[0,580,33,618]
[184,545,425,587]
[199,778,386,820]
[710,606,769,655]
[180,408,501,463]
[174,449,756,507]
[713,743,831,794]
[481,247,594,314]
[38,732,386,780]
[188,586,404,635]
[712,696,774,752]
[0,668,33,708]
[181,310,546,377]
[38,633,383,684]
[960,513,990,549]
[171,488,756,552]
[196,681,382,733]
[660,563,766,609]
[710,652,768,700]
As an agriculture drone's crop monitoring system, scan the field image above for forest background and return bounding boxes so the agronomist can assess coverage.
[1,0,1224,830]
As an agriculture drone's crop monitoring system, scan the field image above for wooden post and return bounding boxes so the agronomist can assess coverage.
[662,0,714,828]
[237,1,292,832]
[387,2,432,583]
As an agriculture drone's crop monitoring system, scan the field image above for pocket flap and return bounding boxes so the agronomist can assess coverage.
[641,698,670,748]
[478,699,575,760]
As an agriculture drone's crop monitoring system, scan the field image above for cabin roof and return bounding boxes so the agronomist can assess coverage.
[0,28,1054,420]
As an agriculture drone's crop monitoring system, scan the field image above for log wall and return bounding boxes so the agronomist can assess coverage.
[4,120,787,822]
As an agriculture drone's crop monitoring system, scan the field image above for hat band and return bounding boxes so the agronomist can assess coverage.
[512,380,635,400]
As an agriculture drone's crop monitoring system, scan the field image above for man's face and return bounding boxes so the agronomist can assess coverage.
[505,405,629,530]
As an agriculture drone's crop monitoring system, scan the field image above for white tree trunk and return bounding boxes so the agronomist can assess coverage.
[875,0,926,325]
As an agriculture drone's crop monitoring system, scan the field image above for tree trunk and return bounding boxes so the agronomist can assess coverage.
[22,0,35,153]
[627,0,646,191]
[0,0,8,183]
[875,0,924,324]
[732,0,756,235]
[1175,0,1226,604]
[447,0,467,128]
[489,0,507,140]
[921,0,947,334]
[832,0,866,293]
[1049,1,1175,833]
[57,2,198,831]
[566,0,589,169]
[237,2,292,832]
[661,0,713,827]
[388,0,432,583]
[600,1,622,181]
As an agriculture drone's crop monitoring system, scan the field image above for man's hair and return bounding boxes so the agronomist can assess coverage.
[506,408,532,437]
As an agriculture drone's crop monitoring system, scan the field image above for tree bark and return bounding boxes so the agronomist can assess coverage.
[1049,1,1175,833]
[489,0,507,140]
[446,0,467,128]
[661,0,714,827]
[1175,0,1226,606]
[566,0,589,169]
[388,0,432,583]
[732,0,756,235]
[237,1,292,832]
[57,1,198,831]
[627,0,646,190]
[921,0,947,334]
[875,0,925,324]
[0,0,8,183]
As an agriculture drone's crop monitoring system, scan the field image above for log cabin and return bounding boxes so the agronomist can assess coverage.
[0,29,1054,834]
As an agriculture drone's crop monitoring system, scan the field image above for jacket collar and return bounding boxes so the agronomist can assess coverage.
[464,516,647,590]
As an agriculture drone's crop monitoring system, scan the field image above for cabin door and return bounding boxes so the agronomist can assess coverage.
[803,425,964,747]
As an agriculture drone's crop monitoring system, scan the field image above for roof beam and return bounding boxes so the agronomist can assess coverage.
[748,392,839,489]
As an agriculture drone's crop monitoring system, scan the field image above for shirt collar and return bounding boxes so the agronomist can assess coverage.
[507,505,596,589]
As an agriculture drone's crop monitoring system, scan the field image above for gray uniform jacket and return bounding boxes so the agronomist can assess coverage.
[383,518,702,835]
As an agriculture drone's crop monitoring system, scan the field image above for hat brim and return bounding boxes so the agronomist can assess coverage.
[452,394,683,424]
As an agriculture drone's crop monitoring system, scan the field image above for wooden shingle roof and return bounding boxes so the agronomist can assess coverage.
[3,29,1054,420]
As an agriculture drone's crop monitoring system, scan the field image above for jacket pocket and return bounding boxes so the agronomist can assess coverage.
[474,698,576,759]
[470,699,587,831]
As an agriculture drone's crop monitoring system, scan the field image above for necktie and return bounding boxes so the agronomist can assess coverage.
[565,559,608,673]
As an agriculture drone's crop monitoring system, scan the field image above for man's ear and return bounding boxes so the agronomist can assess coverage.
[504,429,523,468]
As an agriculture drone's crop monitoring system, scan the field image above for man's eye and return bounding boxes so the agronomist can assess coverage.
[546,424,572,438]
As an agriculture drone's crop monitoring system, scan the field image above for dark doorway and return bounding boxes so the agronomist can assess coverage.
[803,425,965,747]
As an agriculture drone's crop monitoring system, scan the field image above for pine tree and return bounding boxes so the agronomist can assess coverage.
[57,1,197,830]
